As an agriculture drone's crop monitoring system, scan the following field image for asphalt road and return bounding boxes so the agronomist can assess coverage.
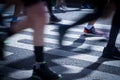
[0,6,120,80]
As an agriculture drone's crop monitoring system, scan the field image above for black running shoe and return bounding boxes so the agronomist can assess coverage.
[102,46,120,59]
[49,15,61,23]
[32,62,62,80]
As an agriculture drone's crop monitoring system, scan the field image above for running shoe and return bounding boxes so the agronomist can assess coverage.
[32,62,62,80]
[54,7,65,13]
[84,26,104,35]
[102,46,120,59]
[49,15,61,23]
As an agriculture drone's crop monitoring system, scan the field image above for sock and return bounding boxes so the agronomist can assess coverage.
[85,24,94,29]
[34,46,44,62]
[34,61,46,69]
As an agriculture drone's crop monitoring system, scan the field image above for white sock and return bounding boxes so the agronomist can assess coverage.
[85,25,93,29]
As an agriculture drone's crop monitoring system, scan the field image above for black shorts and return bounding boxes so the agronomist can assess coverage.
[22,0,45,7]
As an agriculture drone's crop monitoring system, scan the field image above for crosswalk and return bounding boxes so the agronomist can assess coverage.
[0,20,120,80]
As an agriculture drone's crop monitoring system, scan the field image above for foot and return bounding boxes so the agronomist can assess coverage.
[54,7,65,13]
[102,46,120,59]
[84,26,106,36]
[60,3,67,10]
[32,62,62,80]
[49,15,61,23]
